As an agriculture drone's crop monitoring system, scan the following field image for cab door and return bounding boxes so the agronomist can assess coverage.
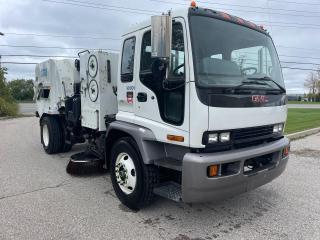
[117,36,137,114]
[134,18,190,145]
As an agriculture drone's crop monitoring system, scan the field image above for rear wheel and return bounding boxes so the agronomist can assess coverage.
[40,116,62,154]
[110,137,158,210]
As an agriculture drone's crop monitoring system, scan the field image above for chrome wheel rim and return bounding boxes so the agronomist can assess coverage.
[42,124,49,147]
[115,152,137,195]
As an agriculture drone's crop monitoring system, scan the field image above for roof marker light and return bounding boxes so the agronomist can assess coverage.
[236,17,245,25]
[247,21,257,29]
[220,12,232,20]
[260,25,266,31]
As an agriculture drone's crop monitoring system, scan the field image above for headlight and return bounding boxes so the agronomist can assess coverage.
[273,123,284,133]
[208,132,231,143]
[220,132,231,142]
[208,133,218,143]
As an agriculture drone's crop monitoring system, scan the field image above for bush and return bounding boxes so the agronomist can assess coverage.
[0,97,18,117]
[7,79,34,101]
[0,67,19,117]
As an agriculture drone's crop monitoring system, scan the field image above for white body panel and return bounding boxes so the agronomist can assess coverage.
[35,59,80,117]
[80,51,119,131]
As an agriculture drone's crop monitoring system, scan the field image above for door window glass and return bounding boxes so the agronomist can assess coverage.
[139,22,185,125]
[121,37,136,82]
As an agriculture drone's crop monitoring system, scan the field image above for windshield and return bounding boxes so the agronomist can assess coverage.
[189,16,285,90]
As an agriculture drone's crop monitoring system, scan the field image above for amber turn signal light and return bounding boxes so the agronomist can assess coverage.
[167,135,184,142]
[283,146,290,158]
[208,165,219,177]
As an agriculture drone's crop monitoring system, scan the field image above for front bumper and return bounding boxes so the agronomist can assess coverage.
[182,137,290,203]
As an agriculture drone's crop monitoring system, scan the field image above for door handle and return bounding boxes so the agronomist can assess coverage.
[137,92,147,102]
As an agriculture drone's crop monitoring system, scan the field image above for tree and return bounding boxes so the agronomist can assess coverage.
[304,70,320,102]
[316,69,320,96]
[7,79,34,101]
[304,72,317,94]
[0,67,11,102]
[0,67,18,116]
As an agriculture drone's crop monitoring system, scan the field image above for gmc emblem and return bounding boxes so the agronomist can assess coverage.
[252,95,269,103]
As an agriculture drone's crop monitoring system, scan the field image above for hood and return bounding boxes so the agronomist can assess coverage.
[209,105,288,130]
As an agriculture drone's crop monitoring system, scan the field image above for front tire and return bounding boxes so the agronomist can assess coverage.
[110,137,158,210]
[40,116,63,154]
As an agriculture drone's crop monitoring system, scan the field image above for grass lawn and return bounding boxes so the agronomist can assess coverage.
[285,109,320,134]
[288,101,320,105]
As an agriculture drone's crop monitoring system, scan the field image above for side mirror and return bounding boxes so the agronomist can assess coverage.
[151,14,172,59]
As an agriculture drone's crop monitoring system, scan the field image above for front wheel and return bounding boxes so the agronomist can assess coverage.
[110,137,158,210]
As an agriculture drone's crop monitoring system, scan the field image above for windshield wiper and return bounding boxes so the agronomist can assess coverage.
[231,79,271,91]
[247,76,286,93]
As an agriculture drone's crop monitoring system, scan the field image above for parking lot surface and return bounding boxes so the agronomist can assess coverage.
[0,117,319,240]
[18,103,36,115]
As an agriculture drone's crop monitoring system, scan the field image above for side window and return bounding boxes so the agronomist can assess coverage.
[37,88,50,100]
[140,22,185,76]
[170,23,185,77]
[121,37,136,82]
[140,31,152,73]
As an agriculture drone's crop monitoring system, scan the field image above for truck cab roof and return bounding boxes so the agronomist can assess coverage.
[123,6,268,37]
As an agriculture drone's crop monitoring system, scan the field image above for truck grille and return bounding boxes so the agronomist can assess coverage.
[233,125,274,141]
[200,124,281,153]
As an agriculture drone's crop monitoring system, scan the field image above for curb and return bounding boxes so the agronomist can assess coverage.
[0,116,11,120]
[286,127,320,141]
[0,114,35,121]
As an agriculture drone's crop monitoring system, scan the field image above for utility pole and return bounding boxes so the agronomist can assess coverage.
[0,32,4,68]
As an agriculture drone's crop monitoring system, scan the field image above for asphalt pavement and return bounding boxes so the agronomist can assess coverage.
[0,117,319,240]
[287,104,320,109]
[18,103,37,115]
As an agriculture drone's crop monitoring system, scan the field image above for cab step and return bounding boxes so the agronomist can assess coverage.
[153,158,182,171]
[153,181,182,202]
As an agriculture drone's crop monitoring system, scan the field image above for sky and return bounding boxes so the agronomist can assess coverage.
[0,0,320,94]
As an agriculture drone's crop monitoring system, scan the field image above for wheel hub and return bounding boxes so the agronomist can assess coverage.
[115,153,136,195]
[42,124,49,147]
